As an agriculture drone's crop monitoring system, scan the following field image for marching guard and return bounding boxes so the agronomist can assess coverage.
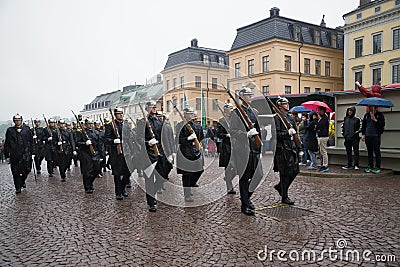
[43,118,57,177]
[53,120,76,182]
[216,102,236,194]
[175,106,204,202]
[4,114,33,194]
[76,118,103,193]
[32,118,46,174]
[230,87,263,216]
[104,107,132,200]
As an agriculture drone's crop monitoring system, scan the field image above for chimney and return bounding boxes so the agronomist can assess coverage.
[320,15,326,27]
[157,74,162,83]
[191,38,198,48]
[359,0,371,7]
[270,7,280,17]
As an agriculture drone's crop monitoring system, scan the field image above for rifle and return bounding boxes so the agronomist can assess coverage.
[43,114,54,150]
[138,103,159,157]
[265,97,302,150]
[31,157,37,182]
[31,118,37,144]
[223,85,262,149]
[173,105,201,150]
[126,114,137,128]
[213,100,230,128]
[55,125,63,152]
[108,108,122,155]
[71,110,94,156]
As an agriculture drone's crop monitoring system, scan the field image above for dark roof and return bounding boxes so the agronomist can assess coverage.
[164,46,229,70]
[342,0,388,18]
[230,15,344,51]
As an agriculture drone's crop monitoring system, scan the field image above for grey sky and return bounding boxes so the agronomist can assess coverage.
[0,0,357,122]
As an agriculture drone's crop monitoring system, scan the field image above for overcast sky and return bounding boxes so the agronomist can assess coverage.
[0,0,357,122]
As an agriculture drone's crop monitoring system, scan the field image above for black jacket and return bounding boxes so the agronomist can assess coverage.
[361,110,385,136]
[316,113,329,138]
[216,117,231,168]
[4,125,33,161]
[341,106,361,140]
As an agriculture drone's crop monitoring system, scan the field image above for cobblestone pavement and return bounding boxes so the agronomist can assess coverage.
[0,156,399,266]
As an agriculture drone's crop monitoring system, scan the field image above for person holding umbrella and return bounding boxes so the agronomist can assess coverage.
[361,105,385,174]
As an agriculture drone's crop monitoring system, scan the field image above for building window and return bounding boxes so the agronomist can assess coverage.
[314,30,321,45]
[172,98,177,108]
[372,68,382,85]
[304,87,310,93]
[212,99,218,111]
[304,58,310,74]
[212,78,217,89]
[203,54,209,65]
[195,76,201,88]
[180,76,184,88]
[167,100,171,112]
[284,86,291,94]
[315,60,321,75]
[262,56,269,72]
[356,13,362,19]
[375,6,381,13]
[218,56,225,65]
[325,88,331,92]
[173,78,177,89]
[166,80,170,91]
[180,98,184,110]
[235,63,240,78]
[396,0,400,5]
[372,33,382,54]
[393,28,400,50]
[331,34,337,48]
[196,98,201,110]
[355,71,363,89]
[355,39,363,58]
[315,88,321,92]
[325,61,331,77]
[262,86,270,95]
[284,55,291,72]
[341,64,344,78]
[294,25,301,41]
[248,59,254,75]
[392,64,400,83]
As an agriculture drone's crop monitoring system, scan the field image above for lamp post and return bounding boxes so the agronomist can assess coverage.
[206,61,210,126]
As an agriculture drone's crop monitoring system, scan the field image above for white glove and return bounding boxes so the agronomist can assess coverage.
[226,134,231,138]
[187,133,197,141]
[288,128,297,136]
[148,138,158,146]
[48,137,53,141]
[33,135,37,139]
[73,151,77,156]
[86,140,92,146]
[355,81,361,87]
[114,139,121,144]
[247,128,259,138]
[167,155,173,163]
[57,141,63,146]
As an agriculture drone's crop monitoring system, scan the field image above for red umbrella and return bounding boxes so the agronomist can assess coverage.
[301,101,332,112]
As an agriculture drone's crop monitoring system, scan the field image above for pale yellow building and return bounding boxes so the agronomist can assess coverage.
[228,7,344,96]
[161,39,230,129]
[343,0,400,89]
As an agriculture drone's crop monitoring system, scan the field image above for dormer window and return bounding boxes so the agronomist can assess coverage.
[203,54,209,65]
[314,30,321,45]
[294,25,301,41]
[218,56,225,65]
[331,33,337,48]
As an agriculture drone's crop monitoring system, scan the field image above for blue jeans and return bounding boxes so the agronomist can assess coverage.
[307,150,317,168]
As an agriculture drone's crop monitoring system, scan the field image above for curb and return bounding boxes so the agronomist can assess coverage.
[299,169,394,178]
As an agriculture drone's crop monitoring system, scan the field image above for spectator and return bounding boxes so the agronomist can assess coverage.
[297,113,308,165]
[316,106,329,172]
[291,110,301,125]
[361,105,385,174]
[341,106,361,170]
[304,111,319,169]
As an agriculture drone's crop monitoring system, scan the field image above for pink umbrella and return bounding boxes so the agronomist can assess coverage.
[301,101,332,113]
